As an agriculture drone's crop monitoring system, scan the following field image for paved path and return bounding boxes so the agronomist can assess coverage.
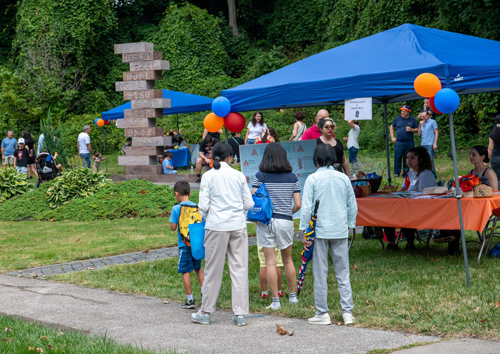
[0,274,442,354]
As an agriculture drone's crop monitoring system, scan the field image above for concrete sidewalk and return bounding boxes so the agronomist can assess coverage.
[3,275,497,354]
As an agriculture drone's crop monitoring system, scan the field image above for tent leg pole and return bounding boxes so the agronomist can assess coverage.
[225,127,229,142]
[449,111,471,288]
[384,102,392,187]
[176,114,180,133]
[103,128,107,174]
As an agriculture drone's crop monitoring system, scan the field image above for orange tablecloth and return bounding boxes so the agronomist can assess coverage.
[356,194,500,232]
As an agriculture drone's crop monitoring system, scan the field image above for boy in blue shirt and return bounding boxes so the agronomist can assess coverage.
[169,181,204,309]
[162,151,177,174]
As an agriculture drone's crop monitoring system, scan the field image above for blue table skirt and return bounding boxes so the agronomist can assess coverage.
[168,148,191,168]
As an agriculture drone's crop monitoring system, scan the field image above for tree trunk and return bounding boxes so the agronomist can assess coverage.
[227,0,238,37]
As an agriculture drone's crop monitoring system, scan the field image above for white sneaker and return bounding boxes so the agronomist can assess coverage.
[266,302,281,310]
[308,313,331,325]
[289,296,298,304]
[343,313,355,325]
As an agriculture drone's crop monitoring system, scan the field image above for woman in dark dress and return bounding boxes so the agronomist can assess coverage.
[22,131,38,179]
[315,118,350,176]
[488,114,500,184]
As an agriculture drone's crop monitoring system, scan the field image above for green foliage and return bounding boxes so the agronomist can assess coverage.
[39,109,69,167]
[46,168,112,208]
[0,168,31,202]
[0,180,52,220]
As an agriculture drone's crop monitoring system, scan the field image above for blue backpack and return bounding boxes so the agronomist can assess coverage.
[247,182,274,225]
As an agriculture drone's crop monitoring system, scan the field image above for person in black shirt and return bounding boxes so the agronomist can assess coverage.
[202,128,223,142]
[195,135,219,182]
[14,138,31,175]
[228,132,245,163]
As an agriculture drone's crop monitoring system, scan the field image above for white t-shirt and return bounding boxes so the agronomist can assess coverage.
[78,132,91,154]
[247,122,267,140]
[347,125,360,149]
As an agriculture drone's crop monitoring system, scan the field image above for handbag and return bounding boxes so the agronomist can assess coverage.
[247,175,274,225]
[189,220,206,260]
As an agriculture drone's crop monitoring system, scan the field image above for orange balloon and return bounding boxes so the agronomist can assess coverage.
[414,73,441,97]
[97,119,105,127]
[204,113,224,133]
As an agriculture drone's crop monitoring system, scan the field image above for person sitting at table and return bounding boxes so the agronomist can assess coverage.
[384,147,436,251]
[441,145,499,255]
[315,118,350,176]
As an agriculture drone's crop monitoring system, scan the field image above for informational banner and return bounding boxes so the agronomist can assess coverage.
[239,140,317,219]
[344,97,372,120]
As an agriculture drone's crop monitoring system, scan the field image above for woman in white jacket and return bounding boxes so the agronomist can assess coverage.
[191,142,254,326]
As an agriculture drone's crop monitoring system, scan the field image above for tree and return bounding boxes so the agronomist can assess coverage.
[227,0,238,36]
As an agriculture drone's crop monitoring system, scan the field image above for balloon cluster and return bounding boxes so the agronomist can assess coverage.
[413,73,460,114]
[204,97,246,133]
[94,118,111,127]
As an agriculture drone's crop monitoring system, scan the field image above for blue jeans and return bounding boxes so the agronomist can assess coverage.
[348,147,359,164]
[422,145,437,179]
[247,138,256,144]
[81,153,91,168]
[394,141,414,176]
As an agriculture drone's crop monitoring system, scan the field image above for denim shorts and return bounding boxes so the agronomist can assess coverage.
[178,246,202,274]
[247,138,256,144]
[16,166,27,174]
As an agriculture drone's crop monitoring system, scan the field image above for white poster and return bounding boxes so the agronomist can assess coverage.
[344,97,372,120]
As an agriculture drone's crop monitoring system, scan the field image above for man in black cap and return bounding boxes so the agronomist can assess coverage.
[389,105,418,177]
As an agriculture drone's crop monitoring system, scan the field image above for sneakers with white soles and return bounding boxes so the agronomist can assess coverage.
[266,303,281,310]
[343,313,355,325]
[191,310,211,325]
[308,313,331,325]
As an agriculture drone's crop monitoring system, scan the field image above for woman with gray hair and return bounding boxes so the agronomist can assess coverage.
[315,118,350,175]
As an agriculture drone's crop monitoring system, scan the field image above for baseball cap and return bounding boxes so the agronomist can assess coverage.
[400,105,411,112]
[18,138,25,144]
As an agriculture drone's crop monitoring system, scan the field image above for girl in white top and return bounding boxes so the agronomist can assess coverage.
[191,142,254,327]
[342,120,360,163]
[245,112,267,144]
[289,111,307,141]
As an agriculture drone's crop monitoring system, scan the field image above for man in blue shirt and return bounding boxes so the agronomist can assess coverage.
[389,105,418,177]
[1,130,18,167]
[418,110,439,179]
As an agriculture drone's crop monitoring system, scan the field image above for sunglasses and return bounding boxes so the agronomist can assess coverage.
[323,124,335,129]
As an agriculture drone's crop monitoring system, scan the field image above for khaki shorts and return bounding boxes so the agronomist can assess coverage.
[2,155,14,165]
[256,219,294,250]
[257,245,284,268]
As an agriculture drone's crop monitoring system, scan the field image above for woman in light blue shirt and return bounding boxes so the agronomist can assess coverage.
[300,144,357,326]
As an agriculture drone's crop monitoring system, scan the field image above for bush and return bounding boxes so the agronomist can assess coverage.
[46,168,112,208]
[0,168,31,202]
[0,181,52,220]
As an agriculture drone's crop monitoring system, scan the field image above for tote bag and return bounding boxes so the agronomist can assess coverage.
[247,182,274,225]
[189,220,206,260]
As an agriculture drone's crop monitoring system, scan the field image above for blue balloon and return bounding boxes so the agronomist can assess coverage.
[94,118,100,125]
[434,88,460,114]
[212,96,231,117]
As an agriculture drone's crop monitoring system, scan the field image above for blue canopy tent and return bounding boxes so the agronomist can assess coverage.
[101,89,214,120]
[222,24,500,287]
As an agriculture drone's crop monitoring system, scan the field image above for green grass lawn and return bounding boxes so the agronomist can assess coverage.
[0,315,172,354]
[55,237,500,340]
[0,219,179,272]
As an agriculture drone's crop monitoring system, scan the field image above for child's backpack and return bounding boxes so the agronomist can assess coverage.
[178,204,203,247]
[247,181,274,225]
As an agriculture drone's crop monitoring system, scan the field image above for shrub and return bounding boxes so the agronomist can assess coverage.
[0,168,31,202]
[46,168,112,208]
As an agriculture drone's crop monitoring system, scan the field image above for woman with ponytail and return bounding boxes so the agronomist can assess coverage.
[191,142,254,327]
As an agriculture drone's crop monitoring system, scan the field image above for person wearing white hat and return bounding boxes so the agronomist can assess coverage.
[14,138,31,175]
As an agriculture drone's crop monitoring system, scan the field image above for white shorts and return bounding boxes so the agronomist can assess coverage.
[256,219,294,250]
[2,155,14,165]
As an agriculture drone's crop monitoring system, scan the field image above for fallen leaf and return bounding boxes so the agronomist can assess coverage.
[29,347,35,351]
[480,319,486,322]
[2,338,9,342]
[86,267,94,270]
[74,238,80,243]
[336,321,343,326]
[163,300,170,304]
[110,192,114,195]
[47,345,53,350]
[309,305,315,309]
[276,323,288,335]
[435,258,441,262]
[473,307,480,312]
[440,266,444,269]
[288,330,295,336]
[140,190,149,195]
[37,348,44,353]
[143,250,150,254]
[366,300,372,306]
[39,336,48,341]
[353,264,358,270]
[50,218,54,222]
[57,332,64,336]
[4,327,12,332]
[496,302,500,307]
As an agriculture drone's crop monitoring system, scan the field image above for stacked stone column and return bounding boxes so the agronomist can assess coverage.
[114,42,171,180]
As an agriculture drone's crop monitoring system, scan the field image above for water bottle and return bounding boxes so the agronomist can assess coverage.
[190,165,194,174]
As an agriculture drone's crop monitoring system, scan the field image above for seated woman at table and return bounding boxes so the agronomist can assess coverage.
[442,145,499,255]
[315,118,350,176]
[385,147,436,251]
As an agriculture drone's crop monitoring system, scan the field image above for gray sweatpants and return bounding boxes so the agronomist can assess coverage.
[312,238,353,315]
